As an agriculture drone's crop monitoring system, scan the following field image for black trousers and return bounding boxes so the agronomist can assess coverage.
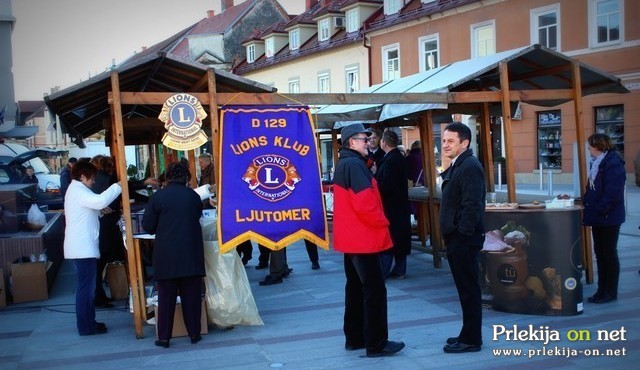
[235,240,253,263]
[446,244,482,345]
[592,225,620,297]
[258,241,318,265]
[343,253,388,351]
[155,276,202,341]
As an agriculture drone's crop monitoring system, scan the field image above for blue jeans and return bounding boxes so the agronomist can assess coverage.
[73,258,98,335]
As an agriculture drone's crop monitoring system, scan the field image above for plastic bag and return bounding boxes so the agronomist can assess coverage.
[27,204,47,226]
[200,218,263,328]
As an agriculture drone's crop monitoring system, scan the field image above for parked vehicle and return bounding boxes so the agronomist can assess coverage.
[0,143,65,210]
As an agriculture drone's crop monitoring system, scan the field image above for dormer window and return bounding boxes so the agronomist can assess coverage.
[265,37,275,58]
[318,18,331,41]
[247,44,256,63]
[346,8,359,33]
[289,29,300,50]
[384,0,402,15]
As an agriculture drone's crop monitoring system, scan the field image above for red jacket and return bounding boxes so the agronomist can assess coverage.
[332,149,392,254]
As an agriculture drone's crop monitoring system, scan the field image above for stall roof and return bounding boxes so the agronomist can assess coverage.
[314,44,628,126]
[44,52,275,146]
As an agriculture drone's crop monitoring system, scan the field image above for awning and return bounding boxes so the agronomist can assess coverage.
[0,124,39,139]
[314,45,628,127]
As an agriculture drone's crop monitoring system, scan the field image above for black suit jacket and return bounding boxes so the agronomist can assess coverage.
[439,149,486,249]
[142,183,205,280]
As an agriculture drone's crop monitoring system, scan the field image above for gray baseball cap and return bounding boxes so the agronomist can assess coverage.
[340,123,371,142]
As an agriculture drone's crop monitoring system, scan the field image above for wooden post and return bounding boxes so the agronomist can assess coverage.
[207,69,220,192]
[499,62,516,202]
[480,103,495,191]
[420,111,441,267]
[110,71,145,338]
[572,62,593,284]
[189,150,198,188]
[331,129,339,172]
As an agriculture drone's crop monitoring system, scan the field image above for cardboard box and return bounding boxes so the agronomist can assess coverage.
[0,268,6,308]
[11,261,51,303]
[105,263,128,300]
[155,300,207,338]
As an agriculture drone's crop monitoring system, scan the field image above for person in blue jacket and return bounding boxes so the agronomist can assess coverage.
[583,133,626,304]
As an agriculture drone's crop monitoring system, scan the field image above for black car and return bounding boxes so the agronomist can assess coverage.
[0,146,66,210]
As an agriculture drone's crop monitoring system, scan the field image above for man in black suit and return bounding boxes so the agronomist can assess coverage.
[438,122,485,353]
[366,128,385,171]
[143,162,205,348]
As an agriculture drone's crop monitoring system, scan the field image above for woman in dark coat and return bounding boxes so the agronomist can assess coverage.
[143,162,205,347]
[583,133,626,304]
[375,130,412,278]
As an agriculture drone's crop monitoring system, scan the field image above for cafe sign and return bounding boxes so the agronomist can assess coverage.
[158,93,208,150]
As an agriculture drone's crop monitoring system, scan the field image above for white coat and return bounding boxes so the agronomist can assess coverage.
[63,180,122,259]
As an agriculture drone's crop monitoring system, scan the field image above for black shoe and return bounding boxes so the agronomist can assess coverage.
[366,341,405,357]
[155,340,170,348]
[95,322,107,331]
[345,342,365,351]
[311,262,320,270]
[255,263,269,270]
[443,342,481,353]
[80,326,107,336]
[446,337,459,345]
[389,272,406,279]
[190,335,202,344]
[259,275,283,286]
[282,268,293,278]
[588,294,617,304]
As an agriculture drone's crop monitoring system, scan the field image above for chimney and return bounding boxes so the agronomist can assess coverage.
[306,0,319,10]
[221,0,233,12]
[206,9,215,18]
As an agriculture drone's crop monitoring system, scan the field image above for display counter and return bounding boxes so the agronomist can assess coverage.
[481,206,583,316]
[0,211,64,289]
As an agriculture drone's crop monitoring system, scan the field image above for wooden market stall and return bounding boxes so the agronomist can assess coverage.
[45,45,627,335]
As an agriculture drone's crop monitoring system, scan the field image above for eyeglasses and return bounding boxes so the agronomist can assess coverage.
[352,136,370,142]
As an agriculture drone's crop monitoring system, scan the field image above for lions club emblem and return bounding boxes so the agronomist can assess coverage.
[158,93,208,150]
[242,154,301,202]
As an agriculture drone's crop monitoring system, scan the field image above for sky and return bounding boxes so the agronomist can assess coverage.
[11,0,304,101]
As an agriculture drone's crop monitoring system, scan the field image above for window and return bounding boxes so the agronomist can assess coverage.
[346,8,359,33]
[589,0,622,47]
[382,44,400,81]
[319,19,331,41]
[471,21,495,58]
[595,105,624,156]
[288,78,300,93]
[346,66,359,93]
[384,0,402,15]
[530,4,560,50]
[247,44,256,63]
[419,34,439,71]
[265,38,275,58]
[317,72,330,93]
[289,29,300,50]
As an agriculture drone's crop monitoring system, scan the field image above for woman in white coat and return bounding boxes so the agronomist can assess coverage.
[64,161,122,336]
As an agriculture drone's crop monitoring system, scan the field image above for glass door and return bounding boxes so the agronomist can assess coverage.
[595,105,624,157]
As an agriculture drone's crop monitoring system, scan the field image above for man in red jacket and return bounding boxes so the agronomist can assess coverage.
[333,123,405,358]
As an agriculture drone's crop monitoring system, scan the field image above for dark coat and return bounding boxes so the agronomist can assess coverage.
[439,149,486,249]
[375,148,412,255]
[142,183,205,280]
[367,147,385,168]
[60,165,71,199]
[333,148,392,254]
[406,148,424,185]
[582,151,626,227]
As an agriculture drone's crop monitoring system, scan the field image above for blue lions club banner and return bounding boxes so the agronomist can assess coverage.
[218,105,329,253]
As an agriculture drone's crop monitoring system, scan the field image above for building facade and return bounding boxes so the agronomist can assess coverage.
[364,0,639,184]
